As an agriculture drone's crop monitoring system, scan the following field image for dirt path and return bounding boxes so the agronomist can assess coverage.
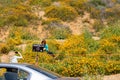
[58,73,120,80]
[103,74,120,80]
[0,27,9,42]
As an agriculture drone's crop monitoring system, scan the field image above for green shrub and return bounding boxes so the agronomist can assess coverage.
[54,57,105,77]
[105,61,120,75]
[7,37,22,45]
[105,5,120,24]
[40,0,52,7]
[21,32,38,40]
[110,54,120,61]
[99,23,120,54]
[100,23,120,39]
[83,30,100,52]
[23,29,39,40]
[93,20,105,32]
[0,44,10,54]
[60,35,88,56]
[41,56,119,77]
[14,17,28,26]
[50,26,71,39]
[30,0,52,7]
[99,39,117,54]
[6,15,17,24]
[8,26,39,40]
[1,3,37,27]
[45,5,78,21]
[42,18,71,39]
[68,0,88,14]
[42,18,61,26]
[47,40,60,54]
[60,33,99,56]
[89,0,105,7]
[0,18,6,27]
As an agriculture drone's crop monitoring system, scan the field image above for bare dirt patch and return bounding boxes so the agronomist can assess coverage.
[103,74,120,80]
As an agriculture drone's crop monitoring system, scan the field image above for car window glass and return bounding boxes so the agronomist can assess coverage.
[18,69,29,80]
[7,68,18,73]
[27,65,60,79]
[0,68,7,80]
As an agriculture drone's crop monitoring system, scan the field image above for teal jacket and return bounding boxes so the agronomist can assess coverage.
[44,44,49,51]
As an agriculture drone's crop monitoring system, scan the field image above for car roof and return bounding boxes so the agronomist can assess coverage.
[0,63,31,67]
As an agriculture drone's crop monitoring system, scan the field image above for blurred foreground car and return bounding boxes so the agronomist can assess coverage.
[0,63,61,80]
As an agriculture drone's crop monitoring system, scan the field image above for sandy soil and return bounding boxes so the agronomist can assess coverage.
[103,74,120,80]
[58,74,120,80]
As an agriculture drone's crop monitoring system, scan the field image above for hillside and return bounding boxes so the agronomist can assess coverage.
[0,0,120,79]
[0,11,95,41]
[1,0,120,40]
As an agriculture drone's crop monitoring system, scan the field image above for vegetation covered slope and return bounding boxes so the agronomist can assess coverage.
[0,0,120,78]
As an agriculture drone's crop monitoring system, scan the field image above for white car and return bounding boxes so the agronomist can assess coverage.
[0,63,61,80]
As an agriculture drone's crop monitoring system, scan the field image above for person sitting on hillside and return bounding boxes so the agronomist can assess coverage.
[41,39,55,57]
[41,39,49,51]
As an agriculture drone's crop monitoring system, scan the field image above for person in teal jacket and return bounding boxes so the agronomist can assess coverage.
[41,39,49,51]
[41,39,54,57]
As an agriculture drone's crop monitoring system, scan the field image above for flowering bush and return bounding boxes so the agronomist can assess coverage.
[45,5,78,21]
[105,61,120,75]
[0,43,10,54]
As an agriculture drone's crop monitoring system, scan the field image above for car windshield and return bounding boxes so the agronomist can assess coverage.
[27,65,61,79]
